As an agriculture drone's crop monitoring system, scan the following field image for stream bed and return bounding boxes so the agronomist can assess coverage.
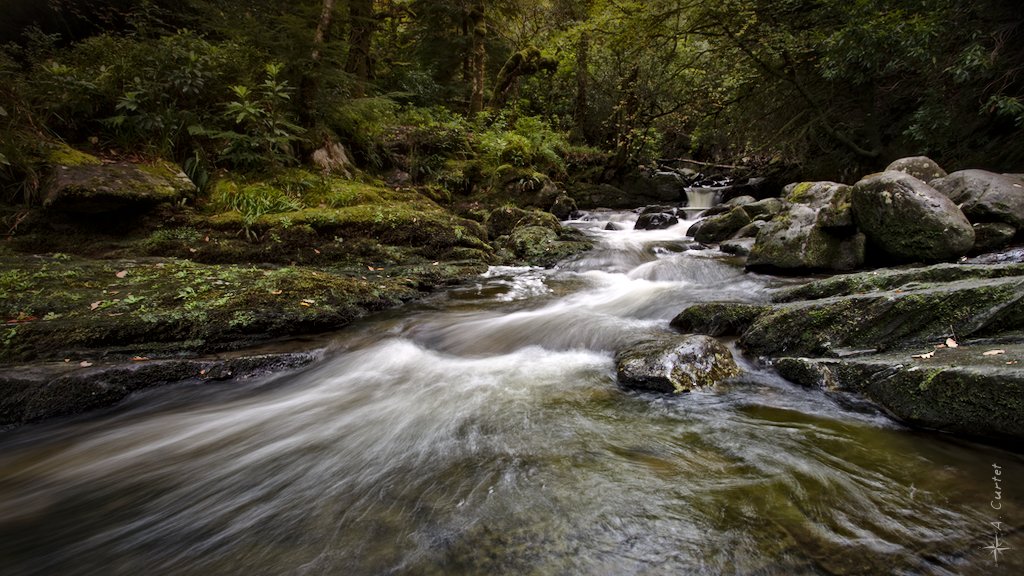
[1,211,1021,575]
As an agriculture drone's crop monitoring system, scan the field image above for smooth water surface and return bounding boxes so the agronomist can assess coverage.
[1,212,1021,575]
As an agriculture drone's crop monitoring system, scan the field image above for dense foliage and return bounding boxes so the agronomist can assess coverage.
[1,0,1022,198]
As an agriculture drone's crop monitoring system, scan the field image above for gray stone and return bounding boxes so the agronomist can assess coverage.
[851,171,974,263]
[930,169,1024,229]
[884,156,947,182]
[746,203,865,272]
[742,197,785,221]
[971,222,1017,254]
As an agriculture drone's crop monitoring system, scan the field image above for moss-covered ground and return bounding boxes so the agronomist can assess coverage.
[1,168,590,365]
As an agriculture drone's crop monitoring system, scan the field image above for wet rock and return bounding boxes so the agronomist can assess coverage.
[851,171,974,263]
[971,222,1017,254]
[670,303,771,337]
[502,226,590,267]
[734,220,766,239]
[719,238,755,256]
[567,183,637,209]
[690,206,751,243]
[0,352,323,428]
[634,212,679,230]
[884,156,947,182]
[746,181,865,273]
[615,334,740,393]
[549,193,578,221]
[775,345,1024,442]
[930,169,1024,230]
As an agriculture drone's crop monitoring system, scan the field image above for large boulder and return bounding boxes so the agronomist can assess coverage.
[745,181,865,272]
[44,156,196,214]
[884,156,947,182]
[615,334,740,393]
[746,204,865,272]
[930,169,1024,231]
[851,171,974,263]
[971,222,1017,254]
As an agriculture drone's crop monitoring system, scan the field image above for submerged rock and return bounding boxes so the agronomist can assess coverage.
[615,334,740,393]
[0,351,323,429]
[851,171,974,263]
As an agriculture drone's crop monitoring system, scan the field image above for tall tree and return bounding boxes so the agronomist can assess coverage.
[468,0,487,114]
[345,0,375,98]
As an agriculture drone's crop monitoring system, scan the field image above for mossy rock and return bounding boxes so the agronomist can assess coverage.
[501,225,590,267]
[775,346,1024,442]
[738,275,1024,357]
[485,205,560,239]
[0,253,425,364]
[44,158,196,214]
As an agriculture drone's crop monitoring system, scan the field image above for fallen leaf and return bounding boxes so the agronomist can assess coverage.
[189,248,198,253]
[368,265,375,271]
[432,262,439,266]
[945,338,958,348]
[204,236,210,242]
[300,302,312,307]
[912,351,935,359]
[313,248,321,254]
[982,349,1006,356]
[64,358,71,363]
[271,289,283,295]
[132,356,150,361]
[115,270,128,278]
[200,369,207,375]
[79,361,93,368]
[90,301,103,310]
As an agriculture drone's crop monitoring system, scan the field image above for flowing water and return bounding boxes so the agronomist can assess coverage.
[1,212,1022,575]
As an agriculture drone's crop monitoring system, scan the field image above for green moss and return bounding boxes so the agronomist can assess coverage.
[46,144,102,167]
[786,182,814,203]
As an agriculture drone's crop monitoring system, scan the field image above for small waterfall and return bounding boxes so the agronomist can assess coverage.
[684,187,721,209]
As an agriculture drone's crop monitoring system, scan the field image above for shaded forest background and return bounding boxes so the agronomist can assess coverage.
[2,0,1023,202]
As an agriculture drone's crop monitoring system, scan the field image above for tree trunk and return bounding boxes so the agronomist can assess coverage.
[300,0,337,125]
[468,0,486,115]
[311,0,336,63]
[571,29,590,143]
[345,0,375,98]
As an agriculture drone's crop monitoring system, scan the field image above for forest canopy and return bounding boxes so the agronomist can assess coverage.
[2,0,1022,193]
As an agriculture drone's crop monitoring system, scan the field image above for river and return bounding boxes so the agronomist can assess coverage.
[1,211,1021,575]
